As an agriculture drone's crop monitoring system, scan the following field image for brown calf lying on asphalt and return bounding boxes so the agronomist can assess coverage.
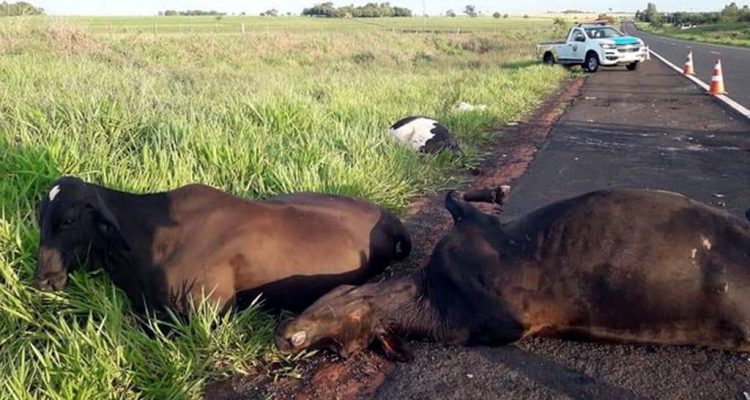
[276,188,750,361]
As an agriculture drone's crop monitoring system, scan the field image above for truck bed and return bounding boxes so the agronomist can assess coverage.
[537,40,566,46]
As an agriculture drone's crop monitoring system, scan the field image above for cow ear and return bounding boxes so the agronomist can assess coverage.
[89,202,131,252]
[375,331,412,362]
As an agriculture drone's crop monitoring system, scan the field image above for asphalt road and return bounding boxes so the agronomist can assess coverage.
[376,51,750,399]
[622,21,750,110]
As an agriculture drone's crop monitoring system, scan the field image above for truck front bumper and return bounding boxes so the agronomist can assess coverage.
[601,47,647,66]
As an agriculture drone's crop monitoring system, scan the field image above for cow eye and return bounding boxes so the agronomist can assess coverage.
[60,218,75,228]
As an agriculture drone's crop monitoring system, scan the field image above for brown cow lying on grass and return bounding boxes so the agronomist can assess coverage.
[276,188,750,361]
[33,176,411,315]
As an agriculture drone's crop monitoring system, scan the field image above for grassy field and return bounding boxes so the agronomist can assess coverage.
[36,15,561,34]
[637,21,750,48]
[0,16,569,399]
[31,13,630,35]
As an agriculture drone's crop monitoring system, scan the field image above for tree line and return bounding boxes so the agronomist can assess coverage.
[1,1,43,16]
[636,2,750,26]
[159,10,226,16]
[302,2,411,18]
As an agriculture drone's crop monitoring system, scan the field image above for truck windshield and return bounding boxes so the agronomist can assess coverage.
[584,27,623,39]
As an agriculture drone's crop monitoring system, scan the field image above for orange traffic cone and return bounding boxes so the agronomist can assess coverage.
[683,51,694,75]
[708,59,727,95]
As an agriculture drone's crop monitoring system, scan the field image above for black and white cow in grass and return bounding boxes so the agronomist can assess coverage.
[388,116,462,155]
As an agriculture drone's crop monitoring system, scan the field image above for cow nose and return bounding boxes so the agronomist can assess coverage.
[274,320,294,351]
[34,273,68,291]
[274,334,293,352]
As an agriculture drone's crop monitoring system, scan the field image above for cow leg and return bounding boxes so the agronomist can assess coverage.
[462,186,511,206]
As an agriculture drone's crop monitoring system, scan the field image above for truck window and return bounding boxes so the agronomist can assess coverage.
[567,28,580,41]
[584,27,623,39]
[572,29,586,42]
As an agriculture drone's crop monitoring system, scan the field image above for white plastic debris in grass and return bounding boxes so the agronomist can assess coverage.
[455,101,488,112]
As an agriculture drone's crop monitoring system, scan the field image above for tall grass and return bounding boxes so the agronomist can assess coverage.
[0,17,568,398]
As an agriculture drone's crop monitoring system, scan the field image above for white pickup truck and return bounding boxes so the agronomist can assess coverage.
[537,24,647,72]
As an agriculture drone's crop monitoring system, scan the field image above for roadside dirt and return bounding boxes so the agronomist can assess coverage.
[203,77,585,400]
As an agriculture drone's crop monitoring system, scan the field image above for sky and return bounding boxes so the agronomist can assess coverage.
[32,0,737,16]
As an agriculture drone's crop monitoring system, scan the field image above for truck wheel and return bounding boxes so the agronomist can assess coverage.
[584,52,599,73]
[543,52,555,65]
[627,62,639,71]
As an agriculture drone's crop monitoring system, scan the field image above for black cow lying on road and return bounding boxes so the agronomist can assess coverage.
[276,189,750,361]
[34,176,411,314]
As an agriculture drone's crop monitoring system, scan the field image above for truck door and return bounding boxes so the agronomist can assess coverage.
[566,28,587,62]
[555,29,574,60]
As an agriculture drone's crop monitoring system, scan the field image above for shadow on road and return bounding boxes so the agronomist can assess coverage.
[476,346,644,400]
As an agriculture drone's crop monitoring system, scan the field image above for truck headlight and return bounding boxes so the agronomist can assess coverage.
[600,43,616,50]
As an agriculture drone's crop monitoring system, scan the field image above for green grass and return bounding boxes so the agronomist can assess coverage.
[638,21,750,48]
[0,16,569,399]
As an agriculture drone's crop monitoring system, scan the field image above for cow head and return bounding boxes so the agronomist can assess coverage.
[275,281,414,362]
[34,176,127,291]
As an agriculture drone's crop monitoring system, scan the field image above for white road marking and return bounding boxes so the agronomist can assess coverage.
[710,51,721,55]
[647,48,750,119]
[629,23,750,53]
[48,185,61,201]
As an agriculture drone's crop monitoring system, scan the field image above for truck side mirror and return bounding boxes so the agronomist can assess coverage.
[575,35,586,42]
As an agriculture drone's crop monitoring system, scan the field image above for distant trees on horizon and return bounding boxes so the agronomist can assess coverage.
[1,1,43,16]
[159,10,226,16]
[636,2,750,26]
[302,2,412,18]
